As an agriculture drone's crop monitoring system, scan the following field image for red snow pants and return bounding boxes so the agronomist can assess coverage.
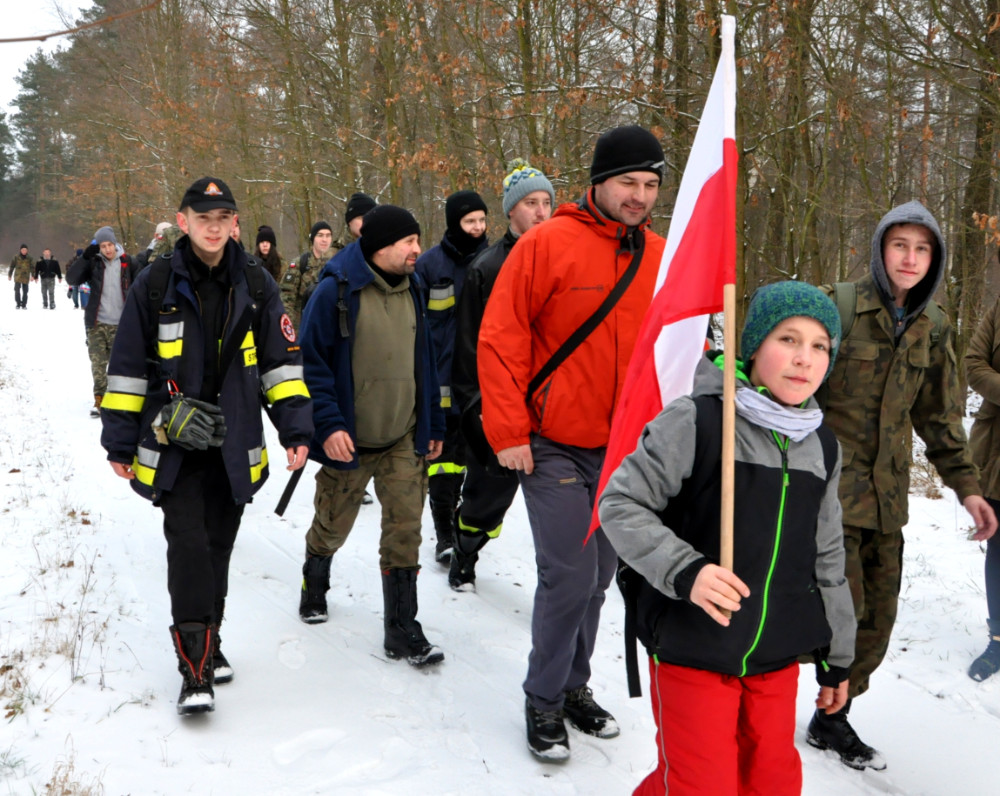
[633,659,801,796]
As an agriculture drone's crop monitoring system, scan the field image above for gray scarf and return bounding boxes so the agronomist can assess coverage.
[733,384,823,442]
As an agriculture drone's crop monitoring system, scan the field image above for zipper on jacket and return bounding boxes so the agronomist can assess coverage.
[739,431,789,676]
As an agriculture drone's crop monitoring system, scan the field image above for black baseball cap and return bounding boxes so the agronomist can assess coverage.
[178,177,238,212]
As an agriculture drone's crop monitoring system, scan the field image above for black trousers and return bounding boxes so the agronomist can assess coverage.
[159,448,245,624]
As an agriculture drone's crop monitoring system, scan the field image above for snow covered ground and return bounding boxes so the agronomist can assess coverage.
[1,297,998,795]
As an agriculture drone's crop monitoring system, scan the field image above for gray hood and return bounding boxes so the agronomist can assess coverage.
[869,200,945,328]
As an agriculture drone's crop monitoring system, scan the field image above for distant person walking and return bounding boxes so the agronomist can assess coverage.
[67,227,142,417]
[35,248,62,309]
[9,244,33,309]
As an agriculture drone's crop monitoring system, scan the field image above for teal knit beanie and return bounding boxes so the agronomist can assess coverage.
[741,281,841,379]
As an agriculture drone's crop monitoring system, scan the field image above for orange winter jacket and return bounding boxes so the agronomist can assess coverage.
[478,190,665,452]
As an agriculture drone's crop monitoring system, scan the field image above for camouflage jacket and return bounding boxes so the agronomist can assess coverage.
[8,254,33,283]
[965,293,1000,499]
[279,249,325,330]
[821,273,979,533]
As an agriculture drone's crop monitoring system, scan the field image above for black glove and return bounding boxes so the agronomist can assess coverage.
[84,243,100,259]
[159,395,227,450]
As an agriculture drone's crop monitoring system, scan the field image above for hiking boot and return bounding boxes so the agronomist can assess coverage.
[299,554,332,624]
[807,701,886,771]
[382,568,444,667]
[170,622,215,715]
[448,547,479,591]
[968,621,1000,682]
[90,394,102,419]
[526,698,570,762]
[212,627,234,684]
[430,499,457,565]
[562,685,620,738]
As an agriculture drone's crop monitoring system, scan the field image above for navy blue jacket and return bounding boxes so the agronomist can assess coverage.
[300,240,445,469]
[414,232,487,413]
[101,238,313,504]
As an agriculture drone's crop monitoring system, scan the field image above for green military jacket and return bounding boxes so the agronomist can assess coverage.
[966,294,1000,500]
[279,249,324,330]
[8,253,33,283]
[821,273,979,533]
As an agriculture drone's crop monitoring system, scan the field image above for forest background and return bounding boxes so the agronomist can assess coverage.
[1,0,1000,365]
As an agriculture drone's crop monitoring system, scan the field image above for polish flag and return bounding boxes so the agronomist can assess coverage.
[589,15,738,536]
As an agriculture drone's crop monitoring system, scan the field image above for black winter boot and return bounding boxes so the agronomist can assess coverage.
[525,698,570,762]
[969,619,1000,682]
[382,568,444,667]
[212,599,233,684]
[562,685,620,738]
[299,554,332,624]
[807,698,885,770]
[169,622,215,715]
[448,528,490,591]
[429,498,458,565]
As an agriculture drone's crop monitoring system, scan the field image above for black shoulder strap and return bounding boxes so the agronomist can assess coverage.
[337,276,350,339]
[816,423,838,482]
[527,243,645,402]
[147,256,173,329]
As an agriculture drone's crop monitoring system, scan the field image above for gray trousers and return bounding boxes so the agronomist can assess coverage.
[520,435,616,711]
[41,277,56,307]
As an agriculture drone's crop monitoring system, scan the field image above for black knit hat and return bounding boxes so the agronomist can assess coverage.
[345,192,377,225]
[255,225,276,247]
[309,221,333,243]
[178,176,238,212]
[359,205,421,259]
[590,125,666,185]
[445,190,488,233]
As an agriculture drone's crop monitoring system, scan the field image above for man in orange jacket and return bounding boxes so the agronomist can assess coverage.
[478,125,667,762]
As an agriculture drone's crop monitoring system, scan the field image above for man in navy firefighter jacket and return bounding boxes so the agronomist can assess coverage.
[100,177,312,715]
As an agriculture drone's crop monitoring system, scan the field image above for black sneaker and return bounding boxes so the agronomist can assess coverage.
[969,639,1000,682]
[362,491,374,505]
[562,685,620,738]
[807,708,886,770]
[526,699,570,762]
[448,547,478,591]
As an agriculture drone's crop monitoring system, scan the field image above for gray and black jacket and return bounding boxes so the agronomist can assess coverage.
[599,355,855,682]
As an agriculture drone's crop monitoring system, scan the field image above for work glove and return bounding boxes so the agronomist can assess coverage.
[155,395,227,450]
[83,243,100,259]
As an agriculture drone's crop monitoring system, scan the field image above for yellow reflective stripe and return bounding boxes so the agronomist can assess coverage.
[458,516,503,539]
[428,285,456,311]
[158,339,183,359]
[249,445,269,483]
[427,462,467,477]
[133,447,160,487]
[261,365,305,391]
[265,379,310,404]
[440,395,452,409]
[102,392,145,412]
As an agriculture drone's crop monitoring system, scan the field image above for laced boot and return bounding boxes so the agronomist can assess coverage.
[807,698,886,770]
[969,619,1000,682]
[382,567,444,667]
[90,394,103,418]
[562,685,620,738]
[212,599,233,684]
[525,698,570,762]
[169,622,215,715]
[299,554,333,623]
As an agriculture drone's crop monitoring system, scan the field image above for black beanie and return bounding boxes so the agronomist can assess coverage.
[590,125,666,185]
[359,205,421,259]
[345,192,377,225]
[309,221,332,243]
[445,190,488,233]
[255,225,277,247]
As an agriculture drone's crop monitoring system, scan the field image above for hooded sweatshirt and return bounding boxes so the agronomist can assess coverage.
[820,201,980,533]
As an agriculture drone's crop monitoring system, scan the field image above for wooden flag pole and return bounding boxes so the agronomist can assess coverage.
[720,282,737,612]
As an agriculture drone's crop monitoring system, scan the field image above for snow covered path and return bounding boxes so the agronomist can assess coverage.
[1,298,998,795]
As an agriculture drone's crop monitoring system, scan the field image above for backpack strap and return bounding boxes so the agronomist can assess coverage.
[336,276,351,339]
[832,282,857,342]
[923,301,944,346]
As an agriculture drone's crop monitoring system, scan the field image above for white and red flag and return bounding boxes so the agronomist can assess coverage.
[590,14,738,536]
